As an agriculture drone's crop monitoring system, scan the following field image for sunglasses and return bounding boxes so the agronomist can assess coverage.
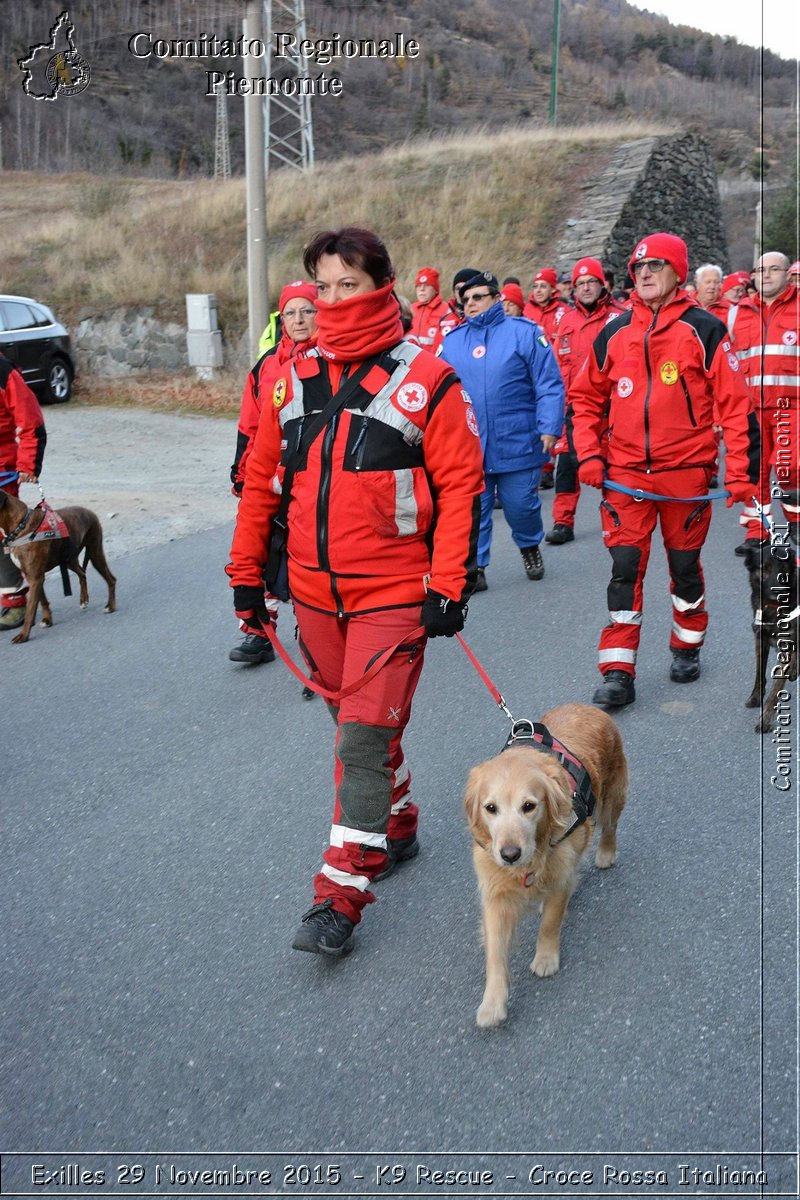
[464,290,495,302]
[282,307,316,319]
[631,259,668,276]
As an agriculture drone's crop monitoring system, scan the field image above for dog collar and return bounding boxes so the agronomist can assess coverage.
[502,719,597,846]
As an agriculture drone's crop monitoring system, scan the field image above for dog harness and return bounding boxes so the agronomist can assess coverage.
[502,719,597,850]
[1,502,69,552]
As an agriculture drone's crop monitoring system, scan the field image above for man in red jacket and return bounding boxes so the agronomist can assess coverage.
[732,251,800,551]
[0,353,47,630]
[571,232,760,707]
[547,257,625,544]
[524,268,571,488]
[409,266,451,353]
[523,268,570,345]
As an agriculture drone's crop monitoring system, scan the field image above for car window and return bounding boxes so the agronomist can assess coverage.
[0,301,41,331]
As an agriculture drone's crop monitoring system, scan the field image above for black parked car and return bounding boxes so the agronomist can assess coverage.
[0,294,75,403]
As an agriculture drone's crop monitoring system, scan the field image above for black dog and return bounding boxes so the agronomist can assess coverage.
[743,541,799,733]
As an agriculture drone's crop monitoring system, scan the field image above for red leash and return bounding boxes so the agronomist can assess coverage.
[455,632,516,723]
[261,621,426,704]
[258,620,514,720]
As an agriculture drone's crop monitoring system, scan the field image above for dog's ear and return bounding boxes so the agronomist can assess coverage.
[464,762,487,831]
[533,761,572,841]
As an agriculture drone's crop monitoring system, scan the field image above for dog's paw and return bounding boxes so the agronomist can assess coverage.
[756,717,774,734]
[80,601,89,611]
[476,995,508,1027]
[745,693,761,709]
[39,617,52,627]
[10,632,29,644]
[594,846,617,869]
[531,950,560,977]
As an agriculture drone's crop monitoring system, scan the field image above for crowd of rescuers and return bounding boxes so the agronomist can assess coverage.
[222,224,795,957]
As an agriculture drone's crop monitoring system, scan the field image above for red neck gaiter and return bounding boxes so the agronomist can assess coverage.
[275,331,316,364]
[314,281,403,363]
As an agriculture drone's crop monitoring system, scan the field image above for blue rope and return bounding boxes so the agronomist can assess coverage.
[0,470,19,486]
[603,479,731,503]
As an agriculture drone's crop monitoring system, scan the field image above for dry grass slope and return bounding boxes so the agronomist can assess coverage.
[2,120,670,348]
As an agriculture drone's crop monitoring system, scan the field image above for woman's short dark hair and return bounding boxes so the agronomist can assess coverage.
[303,226,394,288]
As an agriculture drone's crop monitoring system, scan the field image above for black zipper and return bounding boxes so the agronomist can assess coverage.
[316,411,338,575]
[679,377,697,426]
[352,416,369,470]
[642,307,660,472]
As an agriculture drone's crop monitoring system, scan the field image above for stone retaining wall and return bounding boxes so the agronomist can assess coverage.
[554,132,728,283]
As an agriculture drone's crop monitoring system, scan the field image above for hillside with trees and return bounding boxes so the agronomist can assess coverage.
[0,0,795,266]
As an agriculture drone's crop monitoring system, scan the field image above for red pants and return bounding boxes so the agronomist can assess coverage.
[294,603,427,923]
[597,467,713,678]
[0,476,27,611]
[744,404,800,543]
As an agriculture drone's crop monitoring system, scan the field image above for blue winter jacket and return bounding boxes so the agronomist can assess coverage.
[440,300,565,473]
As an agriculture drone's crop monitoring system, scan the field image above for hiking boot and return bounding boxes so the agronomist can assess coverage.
[545,523,575,545]
[539,473,555,490]
[472,568,488,593]
[521,545,544,580]
[735,538,767,557]
[373,835,420,882]
[670,649,701,683]
[592,669,636,708]
[291,899,355,957]
[228,632,275,664]
[301,685,316,700]
[0,608,25,631]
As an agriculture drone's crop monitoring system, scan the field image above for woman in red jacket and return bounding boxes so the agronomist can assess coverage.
[228,280,318,665]
[227,227,484,958]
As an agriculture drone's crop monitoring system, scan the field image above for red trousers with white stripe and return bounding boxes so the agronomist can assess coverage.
[742,403,800,543]
[597,467,713,678]
[294,603,427,924]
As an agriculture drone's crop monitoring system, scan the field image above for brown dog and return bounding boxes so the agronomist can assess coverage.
[743,542,798,733]
[464,703,628,1028]
[0,488,116,643]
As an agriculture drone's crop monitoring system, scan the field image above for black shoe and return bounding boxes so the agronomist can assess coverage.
[472,568,488,593]
[229,632,275,664]
[539,473,555,490]
[301,685,316,700]
[735,538,766,557]
[592,669,636,708]
[670,649,701,683]
[291,899,355,957]
[521,545,544,580]
[373,835,420,882]
[545,523,575,545]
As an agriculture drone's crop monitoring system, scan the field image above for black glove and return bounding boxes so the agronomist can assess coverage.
[422,590,467,638]
[233,585,271,631]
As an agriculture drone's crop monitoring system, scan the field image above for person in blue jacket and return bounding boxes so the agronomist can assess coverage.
[439,271,565,588]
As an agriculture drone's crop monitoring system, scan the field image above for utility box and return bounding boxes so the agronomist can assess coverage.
[186,293,223,378]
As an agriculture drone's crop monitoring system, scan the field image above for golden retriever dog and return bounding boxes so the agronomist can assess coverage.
[464,703,628,1027]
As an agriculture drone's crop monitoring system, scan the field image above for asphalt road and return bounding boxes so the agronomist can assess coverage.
[1,483,796,1199]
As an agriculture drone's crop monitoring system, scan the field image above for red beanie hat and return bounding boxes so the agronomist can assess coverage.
[279,280,318,313]
[533,267,558,289]
[789,261,800,275]
[628,233,689,284]
[572,257,606,287]
[722,272,744,293]
[501,282,525,310]
[415,266,440,292]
